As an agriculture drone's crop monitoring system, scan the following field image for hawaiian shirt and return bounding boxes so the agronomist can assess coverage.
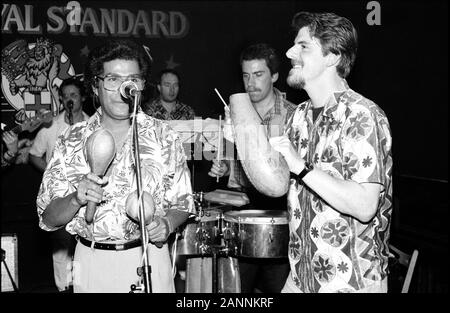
[228,87,297,189]
[36,109,195,242]
[143,98,195,120]
[285,87,393,292]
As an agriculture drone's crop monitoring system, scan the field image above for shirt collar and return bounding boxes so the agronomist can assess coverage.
[306,80,350,120]
[86,107,146,131]
[156,97,182,112]
[272,87,283,115]
[259,87,283,121]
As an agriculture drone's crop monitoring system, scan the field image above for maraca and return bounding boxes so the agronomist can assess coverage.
[84,129,116,223]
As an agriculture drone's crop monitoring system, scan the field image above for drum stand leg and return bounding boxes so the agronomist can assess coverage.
[212,250,218,293]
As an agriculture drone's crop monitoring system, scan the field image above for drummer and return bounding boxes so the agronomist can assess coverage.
[208,43,296,293]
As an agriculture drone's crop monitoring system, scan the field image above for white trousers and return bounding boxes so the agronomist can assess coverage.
[73,241,175,293]
[51,228,74,291]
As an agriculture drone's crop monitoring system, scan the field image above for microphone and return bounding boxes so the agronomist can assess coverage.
[119,81,140,99]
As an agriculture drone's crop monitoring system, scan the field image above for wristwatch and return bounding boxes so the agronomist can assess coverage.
[290,161,314,181]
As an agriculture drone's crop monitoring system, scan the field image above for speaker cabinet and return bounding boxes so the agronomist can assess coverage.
[1,233,19,292]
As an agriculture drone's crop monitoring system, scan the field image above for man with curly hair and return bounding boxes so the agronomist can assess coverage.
[36,39,194,293]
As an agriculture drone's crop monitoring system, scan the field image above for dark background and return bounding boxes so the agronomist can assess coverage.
[1,0,448,293]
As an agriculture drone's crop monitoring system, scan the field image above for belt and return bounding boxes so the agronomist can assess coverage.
[77,236,142,251]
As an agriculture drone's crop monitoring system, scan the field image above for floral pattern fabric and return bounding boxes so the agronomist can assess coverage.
[36,110,195,242]
[286,88,393,292]
[142,98,195,120]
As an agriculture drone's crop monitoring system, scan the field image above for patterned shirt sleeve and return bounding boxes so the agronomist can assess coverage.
[186,106,195,120]
[160,123,195,214]
[340,103,391,190]
[36,135,71,231]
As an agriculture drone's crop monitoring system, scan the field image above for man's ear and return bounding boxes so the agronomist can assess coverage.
[271,72,279,84]
[327,52,341,68]
[157,84,161,93]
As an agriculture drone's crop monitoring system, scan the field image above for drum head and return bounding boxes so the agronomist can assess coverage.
[224,210,287,224]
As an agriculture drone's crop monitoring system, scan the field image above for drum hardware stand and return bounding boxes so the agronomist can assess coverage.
[193,207,232,293]
[208,218,235,293]
[190,142,195,190]
[193,192,205,218]
[208,243,233,293]
[127,88,152,294]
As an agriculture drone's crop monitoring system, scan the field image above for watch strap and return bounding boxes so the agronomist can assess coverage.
[291,162,313,181]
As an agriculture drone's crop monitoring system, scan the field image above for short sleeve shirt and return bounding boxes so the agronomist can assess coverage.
[29,112,89,163]
[143,98,195,120]
[36,110,195,242]
[286,88,393,292]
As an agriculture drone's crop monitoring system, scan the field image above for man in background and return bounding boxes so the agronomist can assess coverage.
[142,68,195,120]
[208,43,295,293]
[30,77,89,292]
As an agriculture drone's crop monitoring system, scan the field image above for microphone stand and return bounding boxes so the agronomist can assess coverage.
[129,91,152,293]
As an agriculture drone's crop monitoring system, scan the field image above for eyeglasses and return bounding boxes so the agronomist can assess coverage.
[96,74,146,91]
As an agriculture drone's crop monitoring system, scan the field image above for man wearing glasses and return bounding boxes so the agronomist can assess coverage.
[36,39,195,293]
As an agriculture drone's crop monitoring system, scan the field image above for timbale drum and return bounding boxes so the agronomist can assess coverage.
[223,210,289,258]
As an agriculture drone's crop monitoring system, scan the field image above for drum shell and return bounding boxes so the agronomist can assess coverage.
[186,257,241,293]
[223,210,289,258]
[177,209,222,255]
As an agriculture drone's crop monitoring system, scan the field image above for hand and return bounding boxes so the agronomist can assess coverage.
[9,81,18,95]
[208,159,229,178]
[222,106,234,143]
[18,138,33,149]
[2,131,19,155]
[15,139,33,164]
[147,216,170,244]
[269,135,304,174]
[73,173,107,206]
[14,109,29,124]
[224,105,230,120]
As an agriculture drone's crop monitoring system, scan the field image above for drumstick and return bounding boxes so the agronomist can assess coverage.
[216,115,222,182]
[214,88,229,110]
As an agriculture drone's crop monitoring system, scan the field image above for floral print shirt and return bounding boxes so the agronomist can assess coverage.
[36,110,195,242]
[286,87,393,292]
[143,98,195,120]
